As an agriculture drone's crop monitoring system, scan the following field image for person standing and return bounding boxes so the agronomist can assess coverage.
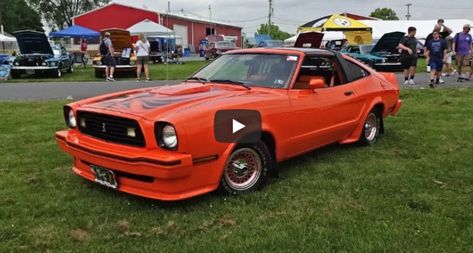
[101,32,115,82]
[424,19,452,81]
[135,33,151,82]
[442,35,456,77]
[425,31,448,88]
[79,37,88,68]
[452,24,472,82]
[398,27,418,85]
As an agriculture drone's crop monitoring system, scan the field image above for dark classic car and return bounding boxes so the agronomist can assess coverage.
[11,30,74,78]
[369,31,405,71]
[205,41,238,60]
[340,44,386,68]
[93,29,137,77]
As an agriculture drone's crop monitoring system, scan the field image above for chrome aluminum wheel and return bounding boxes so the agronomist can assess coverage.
[224,148,262,191]
[364,112,378,142]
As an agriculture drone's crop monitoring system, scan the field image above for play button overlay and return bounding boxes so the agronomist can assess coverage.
[232,119,245,134]
[214,110,261,143]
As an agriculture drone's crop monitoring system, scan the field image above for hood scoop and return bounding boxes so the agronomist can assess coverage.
[152,83,212,96]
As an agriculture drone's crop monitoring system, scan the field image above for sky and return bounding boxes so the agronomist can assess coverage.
[113,0,473,35]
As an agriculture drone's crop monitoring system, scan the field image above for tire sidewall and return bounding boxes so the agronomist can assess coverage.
[360,109,381,145]
[220,141,271,195]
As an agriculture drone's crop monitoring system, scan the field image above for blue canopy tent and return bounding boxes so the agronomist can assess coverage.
[49,25,99,38]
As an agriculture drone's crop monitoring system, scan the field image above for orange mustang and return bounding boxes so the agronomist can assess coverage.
[56,48,402,201]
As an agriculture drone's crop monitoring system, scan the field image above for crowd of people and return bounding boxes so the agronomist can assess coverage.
[399,20,473,88]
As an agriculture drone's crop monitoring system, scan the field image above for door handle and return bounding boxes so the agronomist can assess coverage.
[344,90,354,96]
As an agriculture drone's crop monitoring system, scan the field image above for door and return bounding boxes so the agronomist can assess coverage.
[173,24,188,49]
[286,55,365,157]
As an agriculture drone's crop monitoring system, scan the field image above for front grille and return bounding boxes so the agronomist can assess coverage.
[77,111,145,147]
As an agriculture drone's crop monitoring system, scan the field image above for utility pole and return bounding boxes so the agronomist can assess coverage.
[208,5,213,35]
[268,0,273,34]
[167,1,170,13]
[405,3,412,20]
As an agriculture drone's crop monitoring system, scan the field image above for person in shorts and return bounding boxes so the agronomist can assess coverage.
[424,19,452,73]
[426,31,448,88]
[135,33,151,82]
[398,27,418,85]
[452,24,473,82]
[442,36,456,77]
[101,32,116,82]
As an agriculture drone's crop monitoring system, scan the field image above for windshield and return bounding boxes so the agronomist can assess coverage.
[191,53,299,88]
[360,45,374,54]
[53,49,61,57]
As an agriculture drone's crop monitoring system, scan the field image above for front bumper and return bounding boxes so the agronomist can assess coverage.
[93,65,136,70]
[11,66,57,70]
[55,130,223,201]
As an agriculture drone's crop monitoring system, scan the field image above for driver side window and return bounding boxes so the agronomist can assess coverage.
[293,55,344,89]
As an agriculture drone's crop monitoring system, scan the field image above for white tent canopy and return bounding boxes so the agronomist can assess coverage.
[127,19,174,36]
[0,33,16,42]
[285,19,473,46]
[362,19,473,40]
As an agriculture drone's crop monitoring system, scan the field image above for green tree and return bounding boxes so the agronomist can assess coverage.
[0,0,44,33]
[29,0,110,30]
[369,8,399,20]
[257,24,291,41]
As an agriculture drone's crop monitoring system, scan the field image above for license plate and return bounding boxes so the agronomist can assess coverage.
[26,69,35,75]
[90,165,118,189]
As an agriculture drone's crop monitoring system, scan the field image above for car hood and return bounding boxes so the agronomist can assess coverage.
[13,31,53,55]
[294,32,324,48]
[371,31,405,54]
[100,29,133,52]
[79,83,272,120]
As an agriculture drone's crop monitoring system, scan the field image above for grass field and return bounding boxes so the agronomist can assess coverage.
[1,88,472,252]
[3,61,207,83]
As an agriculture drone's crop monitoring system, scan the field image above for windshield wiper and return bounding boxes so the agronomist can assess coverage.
[185,76,210,83]
[210,79,251,90]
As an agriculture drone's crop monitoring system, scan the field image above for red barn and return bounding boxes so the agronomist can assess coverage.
[73,3,242,51]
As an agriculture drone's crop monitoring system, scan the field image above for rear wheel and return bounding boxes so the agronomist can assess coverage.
[220,141,271,195]
[358,109,381,145]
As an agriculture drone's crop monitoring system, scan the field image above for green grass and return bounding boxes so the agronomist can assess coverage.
[3,61,207,83]
[1,88,473,252]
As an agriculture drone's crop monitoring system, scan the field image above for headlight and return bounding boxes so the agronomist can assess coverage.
[96,61,102,65]
[42,62,47,66]
[130,60,136,66]
[155,122,178,150]
[50,61,57,67]
[63,106,77,128]
[14,62,19,66]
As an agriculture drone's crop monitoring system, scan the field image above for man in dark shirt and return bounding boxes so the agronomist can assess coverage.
[398,27,418,85]
[426,31,448,88]
[424,19,452,79]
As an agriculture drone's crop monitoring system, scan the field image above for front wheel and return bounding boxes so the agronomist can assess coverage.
[220,141,271,195]
[358,109,381,145]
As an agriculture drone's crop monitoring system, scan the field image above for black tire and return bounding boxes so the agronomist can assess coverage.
[220,141,271,195]
[10,71,20,79]
[358,108,381,146]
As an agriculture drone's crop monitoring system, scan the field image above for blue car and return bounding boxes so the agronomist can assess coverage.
[340,44,385,68]
[11,30,74,78]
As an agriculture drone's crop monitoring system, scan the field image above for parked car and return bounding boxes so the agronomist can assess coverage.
[340,44,385,68]
[92,28,137,77]
[56,48,402,201]
[10,30,74,78]
[369,31,405,71]
[417,40,425,58]
[257,40,284,48]
[205,41,238,60]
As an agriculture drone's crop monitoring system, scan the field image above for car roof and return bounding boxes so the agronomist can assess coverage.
[228,48,335,56]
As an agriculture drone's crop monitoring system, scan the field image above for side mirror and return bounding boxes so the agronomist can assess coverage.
[309,78,326,90]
